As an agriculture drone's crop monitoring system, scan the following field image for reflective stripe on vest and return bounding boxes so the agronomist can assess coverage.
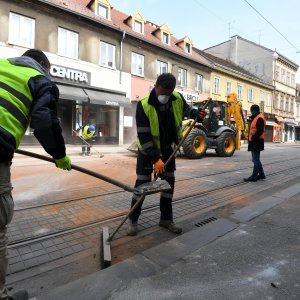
[249,113,266,141]
[0,58,42,147]
[82,125,94,140]
[137,92,183,151]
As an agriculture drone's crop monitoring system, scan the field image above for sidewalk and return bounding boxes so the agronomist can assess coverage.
[36,183,300,300]
[16,143,132,158]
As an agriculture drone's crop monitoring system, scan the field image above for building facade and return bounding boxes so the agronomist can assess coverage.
[205,35,299,142]
[194,49,275,142]
[0,0,131,145]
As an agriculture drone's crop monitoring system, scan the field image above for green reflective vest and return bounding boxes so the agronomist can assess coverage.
[82,125,94,140]
[137,91,183,151]
[0,58,42,147]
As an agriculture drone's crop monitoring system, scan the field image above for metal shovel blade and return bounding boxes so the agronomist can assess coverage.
[133,179,171,195]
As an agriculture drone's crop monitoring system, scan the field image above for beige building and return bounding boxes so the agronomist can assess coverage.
[205,35,298,142]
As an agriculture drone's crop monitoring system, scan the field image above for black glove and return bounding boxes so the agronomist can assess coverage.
[197,109,207,123]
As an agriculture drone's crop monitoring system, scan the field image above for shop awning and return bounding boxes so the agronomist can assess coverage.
[56,84,88,103]
[266,121,278,126]
[84,89,129,107]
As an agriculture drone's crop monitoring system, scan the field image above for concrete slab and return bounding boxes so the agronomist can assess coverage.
[37,254,161,300]
[142,218,237,268]
[231,184,300,223]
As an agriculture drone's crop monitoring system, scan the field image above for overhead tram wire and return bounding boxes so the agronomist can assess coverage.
[243,0,300,53]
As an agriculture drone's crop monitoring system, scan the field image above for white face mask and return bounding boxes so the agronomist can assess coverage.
[157,95,170,104]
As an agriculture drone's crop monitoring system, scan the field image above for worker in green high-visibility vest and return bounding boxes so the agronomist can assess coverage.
[0,49,71,300]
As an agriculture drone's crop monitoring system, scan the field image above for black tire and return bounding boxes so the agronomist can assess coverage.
[183,129,207,159]
[215,132,236,157]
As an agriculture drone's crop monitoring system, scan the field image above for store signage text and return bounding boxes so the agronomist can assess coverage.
[284,118,295,123]
[106,101,119,106]
[50,65,91,84]
[176,90,199,103]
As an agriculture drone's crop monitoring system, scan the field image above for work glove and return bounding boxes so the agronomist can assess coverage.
[154,158,165,175]
[55,155,72,171]
[197,109,207,123]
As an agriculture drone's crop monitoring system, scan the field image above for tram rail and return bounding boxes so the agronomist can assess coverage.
[8,163,300,248]
[14,157,299,211]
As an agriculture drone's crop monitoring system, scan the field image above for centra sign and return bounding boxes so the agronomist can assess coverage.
[50,65,91,85]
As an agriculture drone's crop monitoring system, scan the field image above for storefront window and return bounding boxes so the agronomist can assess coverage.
[79,104,119,143]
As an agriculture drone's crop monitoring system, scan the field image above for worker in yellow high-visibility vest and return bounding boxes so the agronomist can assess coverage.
[0,49,71,300]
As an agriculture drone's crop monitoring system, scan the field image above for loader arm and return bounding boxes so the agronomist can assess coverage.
[226,93,248,150]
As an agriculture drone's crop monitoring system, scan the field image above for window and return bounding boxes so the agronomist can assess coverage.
[131,52,144,76]
[213,77,220,94]
[100,41,115,68]
[267,94,271,107]
[226,82,232,95]
[281,69,285,82]
[260,91,264,102]
[237,84,243,99]
[9,12,35,48]
[58,27,78,59]
[247,88,254,102]
[157,61,168,77]
[185,43,191,54]
[134,20,142,33]
[98,4,108,18]
[275,66,280,80]
[291,98,294,113]
[280,95,284,110]
[162,32,169,44]
[178,68,187,87]
[286,72,291,85]
[195,74,203,92]
[285,97,289,111]
[291,74,295,87]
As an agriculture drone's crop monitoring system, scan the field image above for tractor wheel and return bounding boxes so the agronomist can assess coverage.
[183,129,207,159]
[215,132,236,157]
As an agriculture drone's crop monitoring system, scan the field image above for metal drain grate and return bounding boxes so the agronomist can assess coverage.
[195,217,217,227]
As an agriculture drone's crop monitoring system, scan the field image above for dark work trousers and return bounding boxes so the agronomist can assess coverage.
[129,147,176,223]
[251,151,265,177]
[82,139,91,154]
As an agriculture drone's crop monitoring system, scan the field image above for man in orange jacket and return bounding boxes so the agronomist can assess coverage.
[244,104,266,182]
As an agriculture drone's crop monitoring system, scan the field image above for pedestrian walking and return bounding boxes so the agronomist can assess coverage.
[127,73,207,236]
[244,104,266,182]
[0,49,71,300]
[75,124,96,156]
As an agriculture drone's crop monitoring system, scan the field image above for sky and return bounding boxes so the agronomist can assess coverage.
[111,0,300,80]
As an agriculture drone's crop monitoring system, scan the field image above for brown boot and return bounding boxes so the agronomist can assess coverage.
[159,220,182,234]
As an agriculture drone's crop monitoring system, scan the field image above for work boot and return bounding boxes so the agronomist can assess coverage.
[81,153,86,157]
[243,176,258,182]
[159,220,182,234]
[127,221,138,236]
[8,290,28,300]
[258,174,266,180]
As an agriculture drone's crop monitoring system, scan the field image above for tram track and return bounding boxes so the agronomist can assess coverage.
[8,163,300,248]
[14,157,299,211]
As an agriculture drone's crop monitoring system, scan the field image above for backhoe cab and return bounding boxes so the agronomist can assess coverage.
[181,93,248,159]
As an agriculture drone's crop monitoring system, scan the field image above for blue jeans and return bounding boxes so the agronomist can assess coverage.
[251,151,265,178]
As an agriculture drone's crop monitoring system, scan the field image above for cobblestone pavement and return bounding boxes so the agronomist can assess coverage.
[6,144,300,278]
